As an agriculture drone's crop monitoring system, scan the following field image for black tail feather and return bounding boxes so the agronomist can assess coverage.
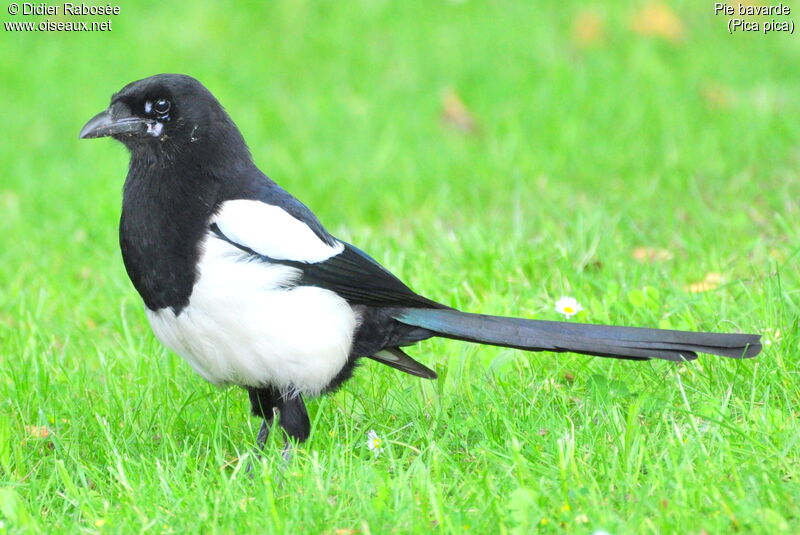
[393,308,761,362]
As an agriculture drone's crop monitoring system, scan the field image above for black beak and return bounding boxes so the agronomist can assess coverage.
[79,109,151,139]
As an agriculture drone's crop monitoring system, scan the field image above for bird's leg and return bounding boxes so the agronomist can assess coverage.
[247,387,278,453]
[274,392,311,463]
[256,418,271,449]
[246,388,310,461]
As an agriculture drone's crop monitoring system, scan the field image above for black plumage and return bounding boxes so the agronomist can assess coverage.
[80,74,762,453]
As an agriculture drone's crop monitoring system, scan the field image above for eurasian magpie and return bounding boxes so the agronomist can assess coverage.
[79,74,762,451]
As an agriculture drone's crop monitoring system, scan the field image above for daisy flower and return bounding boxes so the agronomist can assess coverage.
[554,296,583,318]
[366,430,384,456]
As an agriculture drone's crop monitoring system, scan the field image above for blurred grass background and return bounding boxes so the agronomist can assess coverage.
[0,1,798,533]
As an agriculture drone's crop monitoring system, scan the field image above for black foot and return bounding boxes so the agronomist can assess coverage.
[246,418,272,476]
[246,418,295,477]
[256,419,271,450]
[281,441,294,463]
[244,386,311,469]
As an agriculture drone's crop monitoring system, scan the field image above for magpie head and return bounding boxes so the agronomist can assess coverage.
[80,73,249,162]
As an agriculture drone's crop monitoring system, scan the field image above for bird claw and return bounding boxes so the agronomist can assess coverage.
[281,441,294,463]
[245,418,294,477]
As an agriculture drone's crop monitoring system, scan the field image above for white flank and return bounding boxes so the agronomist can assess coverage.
[146,234,358,396]
[212,199,344,263]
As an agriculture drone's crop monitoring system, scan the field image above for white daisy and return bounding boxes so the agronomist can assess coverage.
[555,296,583,318]
[366,430,384,456]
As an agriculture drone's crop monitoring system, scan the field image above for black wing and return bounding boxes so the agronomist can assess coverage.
[210,224,446,309]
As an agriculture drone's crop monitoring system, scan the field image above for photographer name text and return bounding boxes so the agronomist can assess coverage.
[11,2,120,15]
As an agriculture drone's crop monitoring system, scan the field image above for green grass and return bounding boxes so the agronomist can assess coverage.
[1,1,799,533]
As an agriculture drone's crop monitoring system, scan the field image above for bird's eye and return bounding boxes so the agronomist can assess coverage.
[152,98,171,115]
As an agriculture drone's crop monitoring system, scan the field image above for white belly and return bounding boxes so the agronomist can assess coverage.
[145,235,359,396]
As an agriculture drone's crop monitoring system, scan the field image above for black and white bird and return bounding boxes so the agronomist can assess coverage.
[80,74,762,451]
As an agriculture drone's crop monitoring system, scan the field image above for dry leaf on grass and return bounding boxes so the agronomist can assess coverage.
[630,3,685,42]
[25,425,51,439]
[572,10,605,47]
[685,272,724,293]
[632,246,674,263]
[440,88,478,134]
[701,84,736,110]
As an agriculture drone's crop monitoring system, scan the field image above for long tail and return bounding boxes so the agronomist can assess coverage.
[393,308,761,361]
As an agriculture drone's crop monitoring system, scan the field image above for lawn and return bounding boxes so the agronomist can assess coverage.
[1,1,798,533]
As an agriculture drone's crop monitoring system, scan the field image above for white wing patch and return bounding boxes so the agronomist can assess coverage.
[146,234,359,396]
[212,199,343,263]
